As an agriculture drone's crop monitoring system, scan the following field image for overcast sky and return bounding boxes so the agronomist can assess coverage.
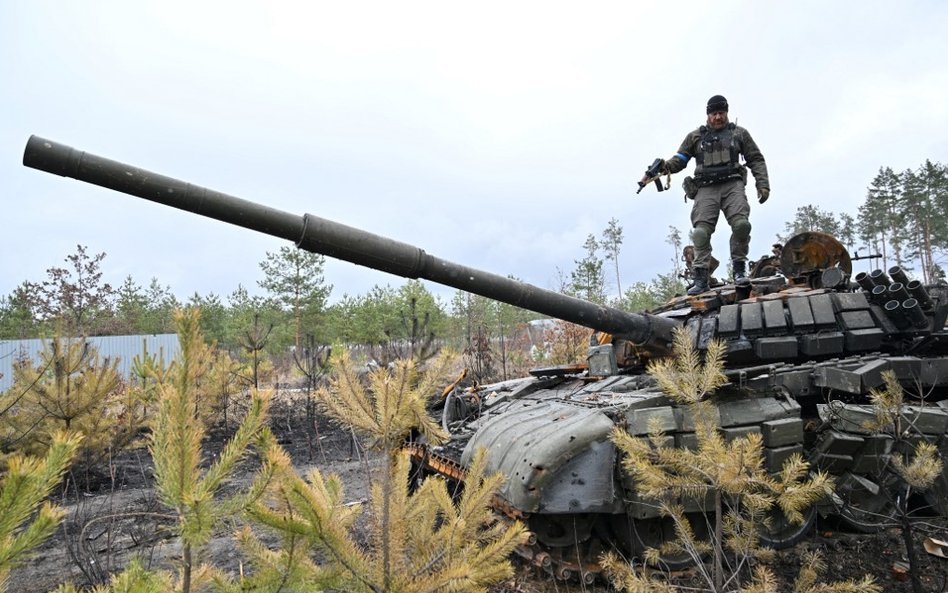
[3,1,947,308]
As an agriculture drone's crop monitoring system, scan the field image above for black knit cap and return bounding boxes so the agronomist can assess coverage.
[706,95,728,114]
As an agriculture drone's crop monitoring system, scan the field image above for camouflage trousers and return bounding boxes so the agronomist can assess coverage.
[690,178,751,270]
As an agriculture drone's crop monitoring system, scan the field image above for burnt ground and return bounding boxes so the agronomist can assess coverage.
[7,396,948,593]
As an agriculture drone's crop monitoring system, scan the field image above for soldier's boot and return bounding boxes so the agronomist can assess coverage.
[688,267,710,295]
[732,259,750,285]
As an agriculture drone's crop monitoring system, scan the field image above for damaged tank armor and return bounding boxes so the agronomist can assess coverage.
[23,136,948,584]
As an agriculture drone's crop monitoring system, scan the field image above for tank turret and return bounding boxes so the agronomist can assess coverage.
[23,135,948,583]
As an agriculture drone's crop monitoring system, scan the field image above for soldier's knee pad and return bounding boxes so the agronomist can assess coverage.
[731,216,752,240]
[691,224,713,250]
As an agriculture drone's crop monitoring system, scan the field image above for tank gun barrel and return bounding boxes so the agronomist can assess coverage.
[23,136,678,348]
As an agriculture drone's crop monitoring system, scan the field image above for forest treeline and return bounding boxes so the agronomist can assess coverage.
[2,159,945,355]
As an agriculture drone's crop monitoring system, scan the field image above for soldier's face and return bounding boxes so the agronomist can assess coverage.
[707,111,728,130]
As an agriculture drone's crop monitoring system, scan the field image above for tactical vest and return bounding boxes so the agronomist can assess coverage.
[694,123,743,185]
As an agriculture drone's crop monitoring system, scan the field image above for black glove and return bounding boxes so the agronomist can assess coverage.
[758,187,770,204]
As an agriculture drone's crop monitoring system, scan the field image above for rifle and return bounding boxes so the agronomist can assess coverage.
[636,158,670,194]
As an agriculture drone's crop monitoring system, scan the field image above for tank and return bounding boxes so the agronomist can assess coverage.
[23,136,948,582]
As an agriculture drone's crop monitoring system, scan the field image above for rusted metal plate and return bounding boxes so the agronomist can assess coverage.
[781,231,853,278]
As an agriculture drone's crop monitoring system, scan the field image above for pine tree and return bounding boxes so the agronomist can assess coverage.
[258,245,332,350]
[239,350,527,593]
[0,284,37,339]
[341,284,400,346]
[666,225,683,282]
[605,328,850,593]
[47,308,279,593]
[858,167,905,270]
[148,308,275,593]
[379,281,445,365]
[569,234,606,304]
[113,276,149,335]
[602,218,625,297]
[142,278,180,335]
[187,292,228,346]
[1,336,140,471]
[0,431,81,591]
[901,161,948,283]
[779,204,845,243]
[858,370,945,593]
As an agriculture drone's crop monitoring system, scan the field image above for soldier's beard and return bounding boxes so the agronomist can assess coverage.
[707,115,729,130]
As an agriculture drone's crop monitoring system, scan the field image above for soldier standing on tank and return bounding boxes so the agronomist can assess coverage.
[643,95,770,295]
